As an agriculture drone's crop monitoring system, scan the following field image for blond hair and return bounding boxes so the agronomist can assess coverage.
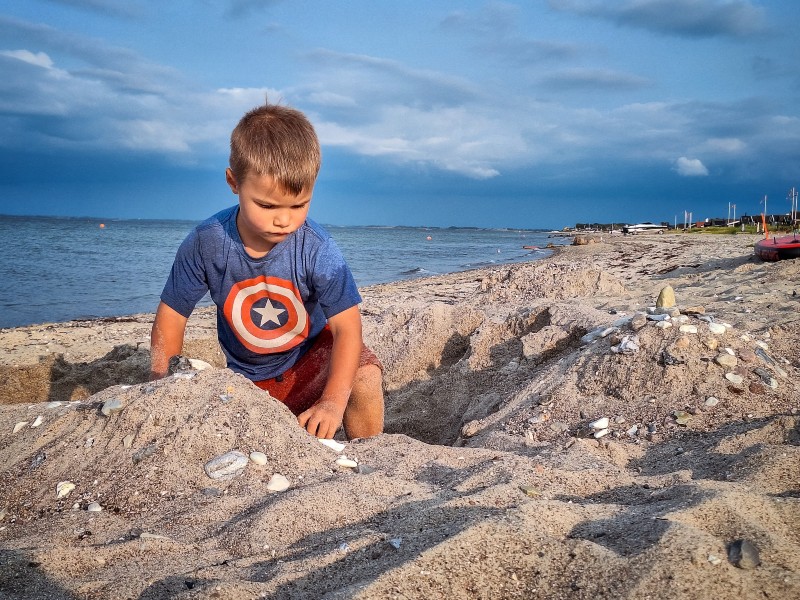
[229,103,321,195]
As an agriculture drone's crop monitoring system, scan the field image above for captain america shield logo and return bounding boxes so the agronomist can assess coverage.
[222,275,309,353]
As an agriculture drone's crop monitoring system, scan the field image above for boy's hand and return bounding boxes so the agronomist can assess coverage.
[297,400,346,439]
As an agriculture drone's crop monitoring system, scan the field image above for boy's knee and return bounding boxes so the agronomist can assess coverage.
[344,364,384,439]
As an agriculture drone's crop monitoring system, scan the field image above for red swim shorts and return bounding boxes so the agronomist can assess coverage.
[253,327,382,416]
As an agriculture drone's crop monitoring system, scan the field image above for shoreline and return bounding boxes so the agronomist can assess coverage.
[1,232,799,598]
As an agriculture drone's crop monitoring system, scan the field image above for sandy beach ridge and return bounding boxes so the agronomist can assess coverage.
[1,232,798,599]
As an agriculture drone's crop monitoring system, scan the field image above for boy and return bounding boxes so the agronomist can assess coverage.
[150,103,384,440]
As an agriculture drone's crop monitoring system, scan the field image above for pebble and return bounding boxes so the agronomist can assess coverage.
[673,411,691,426]
[672,315,689,325]
[611,335,639,354]
[683,306,706,315]
[122,434,134,448]
[87,502,102,512]
[630,314,648,330]
[101,398,124,417]
[589,417,609,430]
[249,451,268,465]
[748,382,765,394]
[593,428,610,439]
[708,554,722,566]
[646,313,670,322]
[753,368,778,389]
[266,473,290,492]
[656,286,676,308]
[188,358,213,371]
[204,450,248,480]
[12,421,28,434]
[725,373,743,385]
[549,421,569,433]
[728,539,760,569]
[319,438,345,453]
[0,508,6,521]
[336,456,359,469]
[703,337,719,351]
[678,324,697,334]
[704,397,719,407]
[708,323,727,335]
[654,321,673,330]
[56,481,75,499]
[715,353,738,368]
[31,415,43,428]
[738,349,757,363]
[389,537,403,550]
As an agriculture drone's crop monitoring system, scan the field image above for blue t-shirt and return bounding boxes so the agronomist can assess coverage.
[161,206,361,380]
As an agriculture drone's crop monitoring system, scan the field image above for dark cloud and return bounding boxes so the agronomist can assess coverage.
[548,0,768,38]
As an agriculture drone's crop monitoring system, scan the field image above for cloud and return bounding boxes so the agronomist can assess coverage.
[0,50,54,69]
[674,156,709,176]
[42,0,143,19]
[548,0,768,38]
[540,68,651,91]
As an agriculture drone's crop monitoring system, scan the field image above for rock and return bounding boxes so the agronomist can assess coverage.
[593,428,610,439]
[204,450,248,480]
[266,473,290,492]
[0,508,6,521]
[12,421,28,434]
[672,336,691,350]
[168,355,193,374]
[728,539,760,569]
[87,502,102,512]
[630,313,648,330]
[647,313,670,322]
[626,424,639,437]
[656,285,676,308]
[460,420,481,438]
[188,358,213,371]
[725,373,743,385]
[31,415,43,428]
[611,335,639,354]
[703,337,719,351]
[519,485,540,497]
[249,452,268,465]
[708,554,722,566]
[738,349,757,363]
[708,323,727,335]
[589,417,609,430]
[679,324,698,334]
[684,306,706,315]
[654,321,673,330]
[549,421,569,433]
[704,397,719,407]
[122,434,134,448]
[748,382,766,394]
[319,438,346,452]
[101,398,124,417]
[672,315,689,325]
[714,353,737,369]
[753,368,778,389]
[673,411,691,426]
[56,481,75,499]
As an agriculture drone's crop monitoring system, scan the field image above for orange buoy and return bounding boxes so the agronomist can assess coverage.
[99,223,105,229]
[426,235,432,240]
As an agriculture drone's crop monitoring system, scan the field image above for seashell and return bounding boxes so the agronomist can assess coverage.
[589,417,609,430]
[266,473,290,492]
[56,481,75,499]
[101,398,124,417]
[319,438,345,453]
[12,421,29,434]
[188,358,213,371]
[593,428,610,439]
[249,451,268,465]
[31,415,43,428]
[336,456,358,469]
[204,450,248,480]
[87,502,102,512]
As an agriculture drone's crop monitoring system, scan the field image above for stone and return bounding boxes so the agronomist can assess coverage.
[204,450,248,480]
[656,285,676,308]
[519,485,540,497]
[647,313,670,322]
[87,502,102,512]
[12,421,28,434]
[683,306,706,315]
[461,420,481,438]
[122,434,134,448]
[672,336,691,350]
[673,411,691,426]
[738,349,757,363]
[249,451,268,465]
[679,324,698,334]
[748,382,765,394]
[725,373,743,385]
[654,321,673,330]
[589,417,609,430]
[56,481,75,499]
[630,313,648,330]
[708,323,727,335]
[266,473,290,492]
[728,539,760,569]
[549,421,569,433]
[704,397,719,407]
[708,554,722,566]
[593,428,610,439]
[672,315,689,325]
[101,398,124,417]
[626,424,639,437]
[714,353,737,369]
[31,415,43,428]
[753,368,778,389]
[188,358,213,371]
[611,335,639,354]
[703,337,719,351]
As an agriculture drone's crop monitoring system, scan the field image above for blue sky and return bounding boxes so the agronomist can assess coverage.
[1,1,799,229]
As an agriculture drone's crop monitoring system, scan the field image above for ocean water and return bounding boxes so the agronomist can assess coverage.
[0,215,565,328]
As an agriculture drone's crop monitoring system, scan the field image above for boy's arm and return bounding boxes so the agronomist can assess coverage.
[150,301,189,380]
[297,305,362,439]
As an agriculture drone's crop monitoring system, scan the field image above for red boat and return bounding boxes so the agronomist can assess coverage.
[754,234,800,261]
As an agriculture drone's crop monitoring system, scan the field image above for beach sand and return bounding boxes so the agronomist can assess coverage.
[1,232,798,599]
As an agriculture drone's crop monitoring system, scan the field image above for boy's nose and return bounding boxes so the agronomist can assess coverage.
[273,212,291,228]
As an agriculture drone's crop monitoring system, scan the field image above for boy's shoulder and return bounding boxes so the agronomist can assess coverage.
[195,206,237,235]
[299,218,333,244]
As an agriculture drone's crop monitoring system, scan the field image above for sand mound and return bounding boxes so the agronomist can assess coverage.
[1,233,799,599]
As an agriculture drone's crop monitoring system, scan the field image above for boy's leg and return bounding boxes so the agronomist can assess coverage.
[342,363,384,439]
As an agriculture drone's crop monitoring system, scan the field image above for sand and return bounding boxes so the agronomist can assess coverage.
[1,232,798,599]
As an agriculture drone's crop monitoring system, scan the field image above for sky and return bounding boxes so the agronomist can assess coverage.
[1,0,799,229]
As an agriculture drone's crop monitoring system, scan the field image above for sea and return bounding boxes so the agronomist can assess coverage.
[0,215,567,329]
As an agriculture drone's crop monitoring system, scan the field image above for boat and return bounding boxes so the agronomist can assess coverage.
[754,234,800,261]
[621,222,667,234]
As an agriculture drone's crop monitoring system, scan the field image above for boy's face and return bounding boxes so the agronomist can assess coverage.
[226,169,312,255]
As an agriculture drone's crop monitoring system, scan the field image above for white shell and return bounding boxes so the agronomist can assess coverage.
[266,473,290,492]
[593,428,610,439]
[336,456,358,469]
[589,417,609,430]
[31,415,43,428]
[56,481,75,499]
[249,451,268,465]
[87,502,102,512]
[188,358,213,371]
[12,421,28,434]
[319,438,345,452]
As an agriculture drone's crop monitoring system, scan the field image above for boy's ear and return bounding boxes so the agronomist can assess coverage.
[225,168,239,194]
